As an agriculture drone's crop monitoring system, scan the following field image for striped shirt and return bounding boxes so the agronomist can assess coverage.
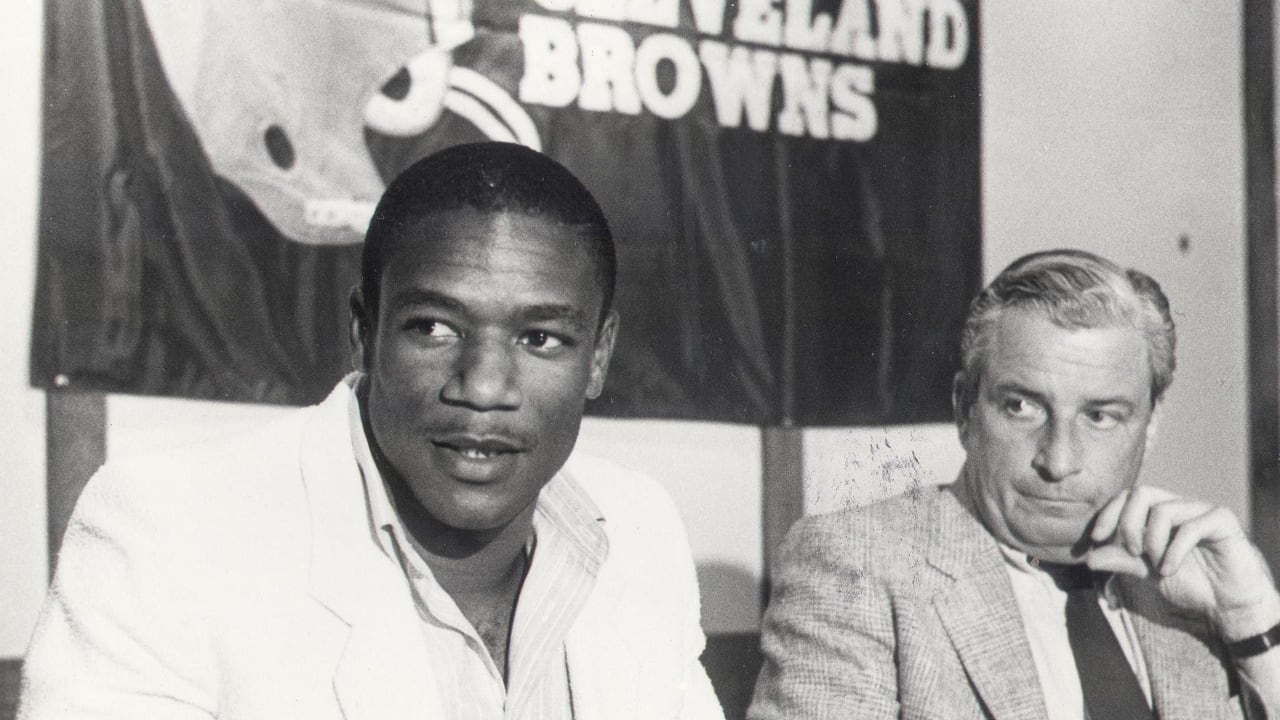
[348,386,608,720]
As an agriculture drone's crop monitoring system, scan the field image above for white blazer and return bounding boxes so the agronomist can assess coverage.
[20,383,725,720]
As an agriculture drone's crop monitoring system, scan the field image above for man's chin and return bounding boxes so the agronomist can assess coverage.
[1008,525,1090,563]
[1003,513,1099,563]
[1012,530,1093,564]
[436,505,524,535]
[435,491,540,536]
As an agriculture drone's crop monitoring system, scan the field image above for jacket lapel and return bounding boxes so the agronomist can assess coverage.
[299,383,445,720]
[1118,579,1234,720]
[563,568,640,720]
[930,493,1049,720]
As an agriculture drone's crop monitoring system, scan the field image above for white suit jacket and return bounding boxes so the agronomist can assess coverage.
[19,382,725,720]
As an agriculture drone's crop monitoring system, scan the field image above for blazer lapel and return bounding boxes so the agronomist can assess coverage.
[930,494,1049,720]
[564,569,640,720]
[329,598,443,720]
[299,384,445,720]
[1118,579,1234,720]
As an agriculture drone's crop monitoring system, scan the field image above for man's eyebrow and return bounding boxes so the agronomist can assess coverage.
[385,291,590,331]
[521,304,590,331]
[1083,397,1137,411]
[990,381,1138,411]
[386,289,465,314]
[990,381,1046,402]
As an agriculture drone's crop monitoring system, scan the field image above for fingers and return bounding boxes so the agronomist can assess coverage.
[1123,492,1198,574]
[1084,486,1276,634]
[1089,486,1179,553]
[1086,486,1238,578]
[1086,542,1152,577]
[1160,505,1240,575]
[1088,490,1129,546]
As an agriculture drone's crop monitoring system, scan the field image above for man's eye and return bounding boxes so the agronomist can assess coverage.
[519,331,565,350]
[1001,397,1041,420]
[1085,410,1120,429]
[407,319,459,338]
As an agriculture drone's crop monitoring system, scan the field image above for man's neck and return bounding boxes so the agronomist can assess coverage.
[382,465,534,678]
[950,466,980,518]
[382,466,535,593]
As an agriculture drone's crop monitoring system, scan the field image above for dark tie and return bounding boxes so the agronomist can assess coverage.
[1037,561,1155,719]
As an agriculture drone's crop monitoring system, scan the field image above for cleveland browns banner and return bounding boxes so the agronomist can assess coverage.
[31,0,979,425]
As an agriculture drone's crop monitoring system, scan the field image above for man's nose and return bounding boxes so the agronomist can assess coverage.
[440,337,522,411]
[1031,419,1082,481]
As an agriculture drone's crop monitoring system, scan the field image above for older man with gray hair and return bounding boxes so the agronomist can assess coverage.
[750,249,1280,718]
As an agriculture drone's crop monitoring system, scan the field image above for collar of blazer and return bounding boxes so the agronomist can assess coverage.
[564,568,642,719]
[927,489,1052,720]
[300,384,448,718]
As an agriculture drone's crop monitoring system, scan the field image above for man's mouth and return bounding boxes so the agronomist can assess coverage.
[455,446,506,460]
[1023,493,1089,506]
[432,433,525,460]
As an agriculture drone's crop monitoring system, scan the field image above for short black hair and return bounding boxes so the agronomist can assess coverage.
[360,142,616,326]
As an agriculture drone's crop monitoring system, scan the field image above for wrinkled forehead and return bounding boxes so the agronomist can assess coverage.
[380,209,604,302]
[980,308,1154,397]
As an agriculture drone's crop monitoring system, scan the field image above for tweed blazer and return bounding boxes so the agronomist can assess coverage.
[19,381,725,720]
[748,486,1256,720]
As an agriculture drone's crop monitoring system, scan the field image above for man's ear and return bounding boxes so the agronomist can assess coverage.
[952,371,972,449]
[349,286,373,372]
[586,310,619,400]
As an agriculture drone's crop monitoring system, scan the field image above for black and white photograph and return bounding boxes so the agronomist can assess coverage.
[0,1,1276,718]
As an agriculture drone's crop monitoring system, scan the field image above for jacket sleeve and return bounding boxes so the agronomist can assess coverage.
[654,480,725,720]
[747,514,899,720]
[626,466,725,720]
[18,464,217,720]
[563,456,728,720]
[676,611,727,720]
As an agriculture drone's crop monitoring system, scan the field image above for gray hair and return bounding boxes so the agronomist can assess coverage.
[956,249,1176,410]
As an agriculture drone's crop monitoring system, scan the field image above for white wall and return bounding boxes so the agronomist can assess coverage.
[806,3,1250,526]
[0,0,1256,657]
[0,0,50,659]
[981,2,1248,518]
[805,424,961,514]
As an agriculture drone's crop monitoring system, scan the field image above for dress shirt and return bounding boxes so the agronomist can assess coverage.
[999,545,1153,720]
[348,381,608,720]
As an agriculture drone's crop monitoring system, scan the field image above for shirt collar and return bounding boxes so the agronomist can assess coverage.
[998,542,1036,571]
[533,465,609,572]
[997,541,1121,605]
[344,373,402,560]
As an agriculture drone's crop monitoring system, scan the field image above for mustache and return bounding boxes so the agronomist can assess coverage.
[427,425,535,452]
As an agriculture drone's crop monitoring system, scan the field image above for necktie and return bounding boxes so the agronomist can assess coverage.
[1038,562,1156,719]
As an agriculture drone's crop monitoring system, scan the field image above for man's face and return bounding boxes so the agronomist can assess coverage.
[955,308,1159,563]
[353,207,616,532]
